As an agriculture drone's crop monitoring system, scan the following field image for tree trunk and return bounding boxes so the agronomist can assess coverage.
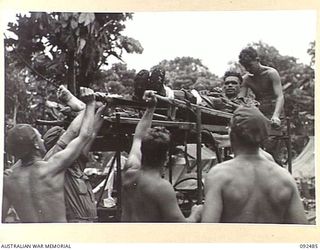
[13,96,19,126]
[67,50,78,96]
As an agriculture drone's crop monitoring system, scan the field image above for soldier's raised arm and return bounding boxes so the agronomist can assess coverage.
[124,90,157,171]
[45,87,96,176]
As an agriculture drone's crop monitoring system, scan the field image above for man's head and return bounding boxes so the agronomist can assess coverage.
[239,47,260,74]
[43,126,66,151]
[229,106,269,149]
[6,124,46,159]
[141,126,171,168]
[223,71,242,99]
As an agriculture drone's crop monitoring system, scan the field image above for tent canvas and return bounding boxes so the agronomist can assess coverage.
[292,136,315,179]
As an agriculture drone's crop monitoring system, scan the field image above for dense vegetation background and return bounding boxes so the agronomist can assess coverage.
[4,12,315,156]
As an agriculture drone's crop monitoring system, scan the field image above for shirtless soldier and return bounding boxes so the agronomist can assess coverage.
[201,106,307,224]
[238,47,284,127]
[3,87,95,223]
[43,87,106,223]
[122,90,203,222]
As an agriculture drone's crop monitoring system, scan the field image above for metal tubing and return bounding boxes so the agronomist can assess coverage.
[96,154,117,208]
[196,107,203,204]
[287,117,292,174]
[168,149,173,184]
[115,113,122,220]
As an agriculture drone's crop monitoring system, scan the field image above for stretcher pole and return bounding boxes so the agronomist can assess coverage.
[168,149,173,184]
[115,113,122,220]
[196,107,203,204]
[96,153,117,208]
[286,117,292,174]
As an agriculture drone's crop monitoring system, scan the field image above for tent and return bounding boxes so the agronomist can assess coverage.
[292,136,315,179]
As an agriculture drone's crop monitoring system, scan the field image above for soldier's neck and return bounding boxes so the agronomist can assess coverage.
[255,64,266,75]
[21,152,42,167]
[233,146,259,156]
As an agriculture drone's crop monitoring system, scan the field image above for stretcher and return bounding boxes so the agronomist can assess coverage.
[37,94,292,222]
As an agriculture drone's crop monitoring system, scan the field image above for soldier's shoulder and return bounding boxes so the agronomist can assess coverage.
[264,66,279,75]
[242,73,254,84]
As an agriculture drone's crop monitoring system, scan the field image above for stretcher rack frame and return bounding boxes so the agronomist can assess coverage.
[100,115,215,207]
[97,97,232,210]
[35,95,293,221]
[267,117,293,172]
[92,111,293,217]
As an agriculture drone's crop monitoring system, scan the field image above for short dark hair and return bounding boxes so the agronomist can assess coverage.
[230,125,258,148]
[141,127,170,168]
[229,106,268,148]
[223,71,243,83]
[239,47,259,66]
[6,124,37,159]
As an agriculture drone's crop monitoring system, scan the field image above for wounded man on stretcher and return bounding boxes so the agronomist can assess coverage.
[132,68,259,114]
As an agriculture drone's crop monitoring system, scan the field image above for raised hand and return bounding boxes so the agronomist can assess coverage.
[142,90,157,107]
[57,85,85,112]
[271,116,281,128]
[79,87,95,104]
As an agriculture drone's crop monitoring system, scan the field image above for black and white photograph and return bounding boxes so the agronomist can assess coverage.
[1,9,316,228]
